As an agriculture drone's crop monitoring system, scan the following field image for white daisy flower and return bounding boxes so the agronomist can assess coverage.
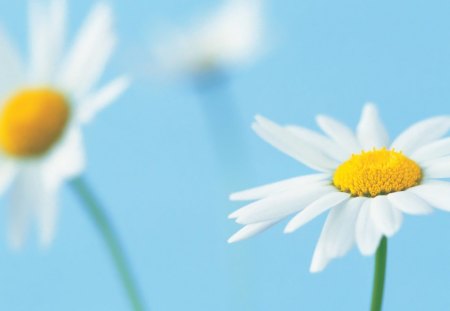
[229,103,450,272]
[0,0,129,248]
[152,0,263,78]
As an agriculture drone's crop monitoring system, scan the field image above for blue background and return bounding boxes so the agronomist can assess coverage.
[1,0,450,310]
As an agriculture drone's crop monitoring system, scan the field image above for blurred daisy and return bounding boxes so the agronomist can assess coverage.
[152,0,263,79]
[0,0,129,248]
[229,104,450,272]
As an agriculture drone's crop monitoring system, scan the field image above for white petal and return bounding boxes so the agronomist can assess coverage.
[422,157,450,179]
[253,116,339,172]
[229,173,330,202]
[284,191,350,233]
[391,116,450,155]
[355,199,382,256]
[227,220,278,243]
[152,0,261,76]
[35,185,59,247]
[8,165,55,248]
[0,28,24,97]
[28,0,66,82]
[409,183,450,212]
[370,195,403,237]
[356,103,389,150]
[324,197,364,257]
[310,197,363,273]
[309,214,333,273]
[410,137,450,163]
[47,0,66,76]
[28,0,48,81]
[77,76,130,124]
[8,167,34,249]
[43,127,85,190]
[71,31,116,97]
[0,160,17,195]
[419,179,449,186]
[235,184,334,224]
[286,125,349,161]
[387,190,433,215]
[316,115,361,154]
[10,164,61,248]
[58,3,115,97]
[199,0,262,64]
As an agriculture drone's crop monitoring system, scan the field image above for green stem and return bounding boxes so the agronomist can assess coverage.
[371,237,387,311]
[70,177,146,311]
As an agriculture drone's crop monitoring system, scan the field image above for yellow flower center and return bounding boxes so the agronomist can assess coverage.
[0,88,70,157]
[333,148,422,197]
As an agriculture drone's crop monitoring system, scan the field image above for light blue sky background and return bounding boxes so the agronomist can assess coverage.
[1,0,450,310]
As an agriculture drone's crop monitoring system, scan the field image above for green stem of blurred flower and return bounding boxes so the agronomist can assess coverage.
[370,237,387,311]
[71,177,146,311]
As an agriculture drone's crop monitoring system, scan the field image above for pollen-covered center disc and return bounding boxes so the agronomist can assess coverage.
[0,88,70,157]
[333,148,421,197]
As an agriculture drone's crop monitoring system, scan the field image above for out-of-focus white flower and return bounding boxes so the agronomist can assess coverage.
[229,104,450,272]
[0,0,129,248]
[152,0,264,79]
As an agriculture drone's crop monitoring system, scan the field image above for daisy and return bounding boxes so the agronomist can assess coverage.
[0,0,129,248]
[229,103,450,273]
[152,0,263,79]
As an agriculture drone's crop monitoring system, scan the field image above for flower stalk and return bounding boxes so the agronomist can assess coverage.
[71,177,146,311]
[370,237,387,311]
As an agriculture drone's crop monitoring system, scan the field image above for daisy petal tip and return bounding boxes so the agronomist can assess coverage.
[283,225,296,234]
[422,206,436,215]
[227,234,241,244]
[364,101,376,107]
[309,264,325,274]
[117,75,132,90]
[315,114,331,128]
[229,193,239,201]
[359,247,376,257]
[38,233,54,249]
[250,122,260,132]
[227,208,241,219]
[253,114,264,124]
[363,102,378,112]
[383,231,395,239]
[315,114,325,122]
[254,115,273,127]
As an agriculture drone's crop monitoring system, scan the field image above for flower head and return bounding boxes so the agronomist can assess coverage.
[229,104,450,272]
[152,0,263,79]
[0,0,129,248]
